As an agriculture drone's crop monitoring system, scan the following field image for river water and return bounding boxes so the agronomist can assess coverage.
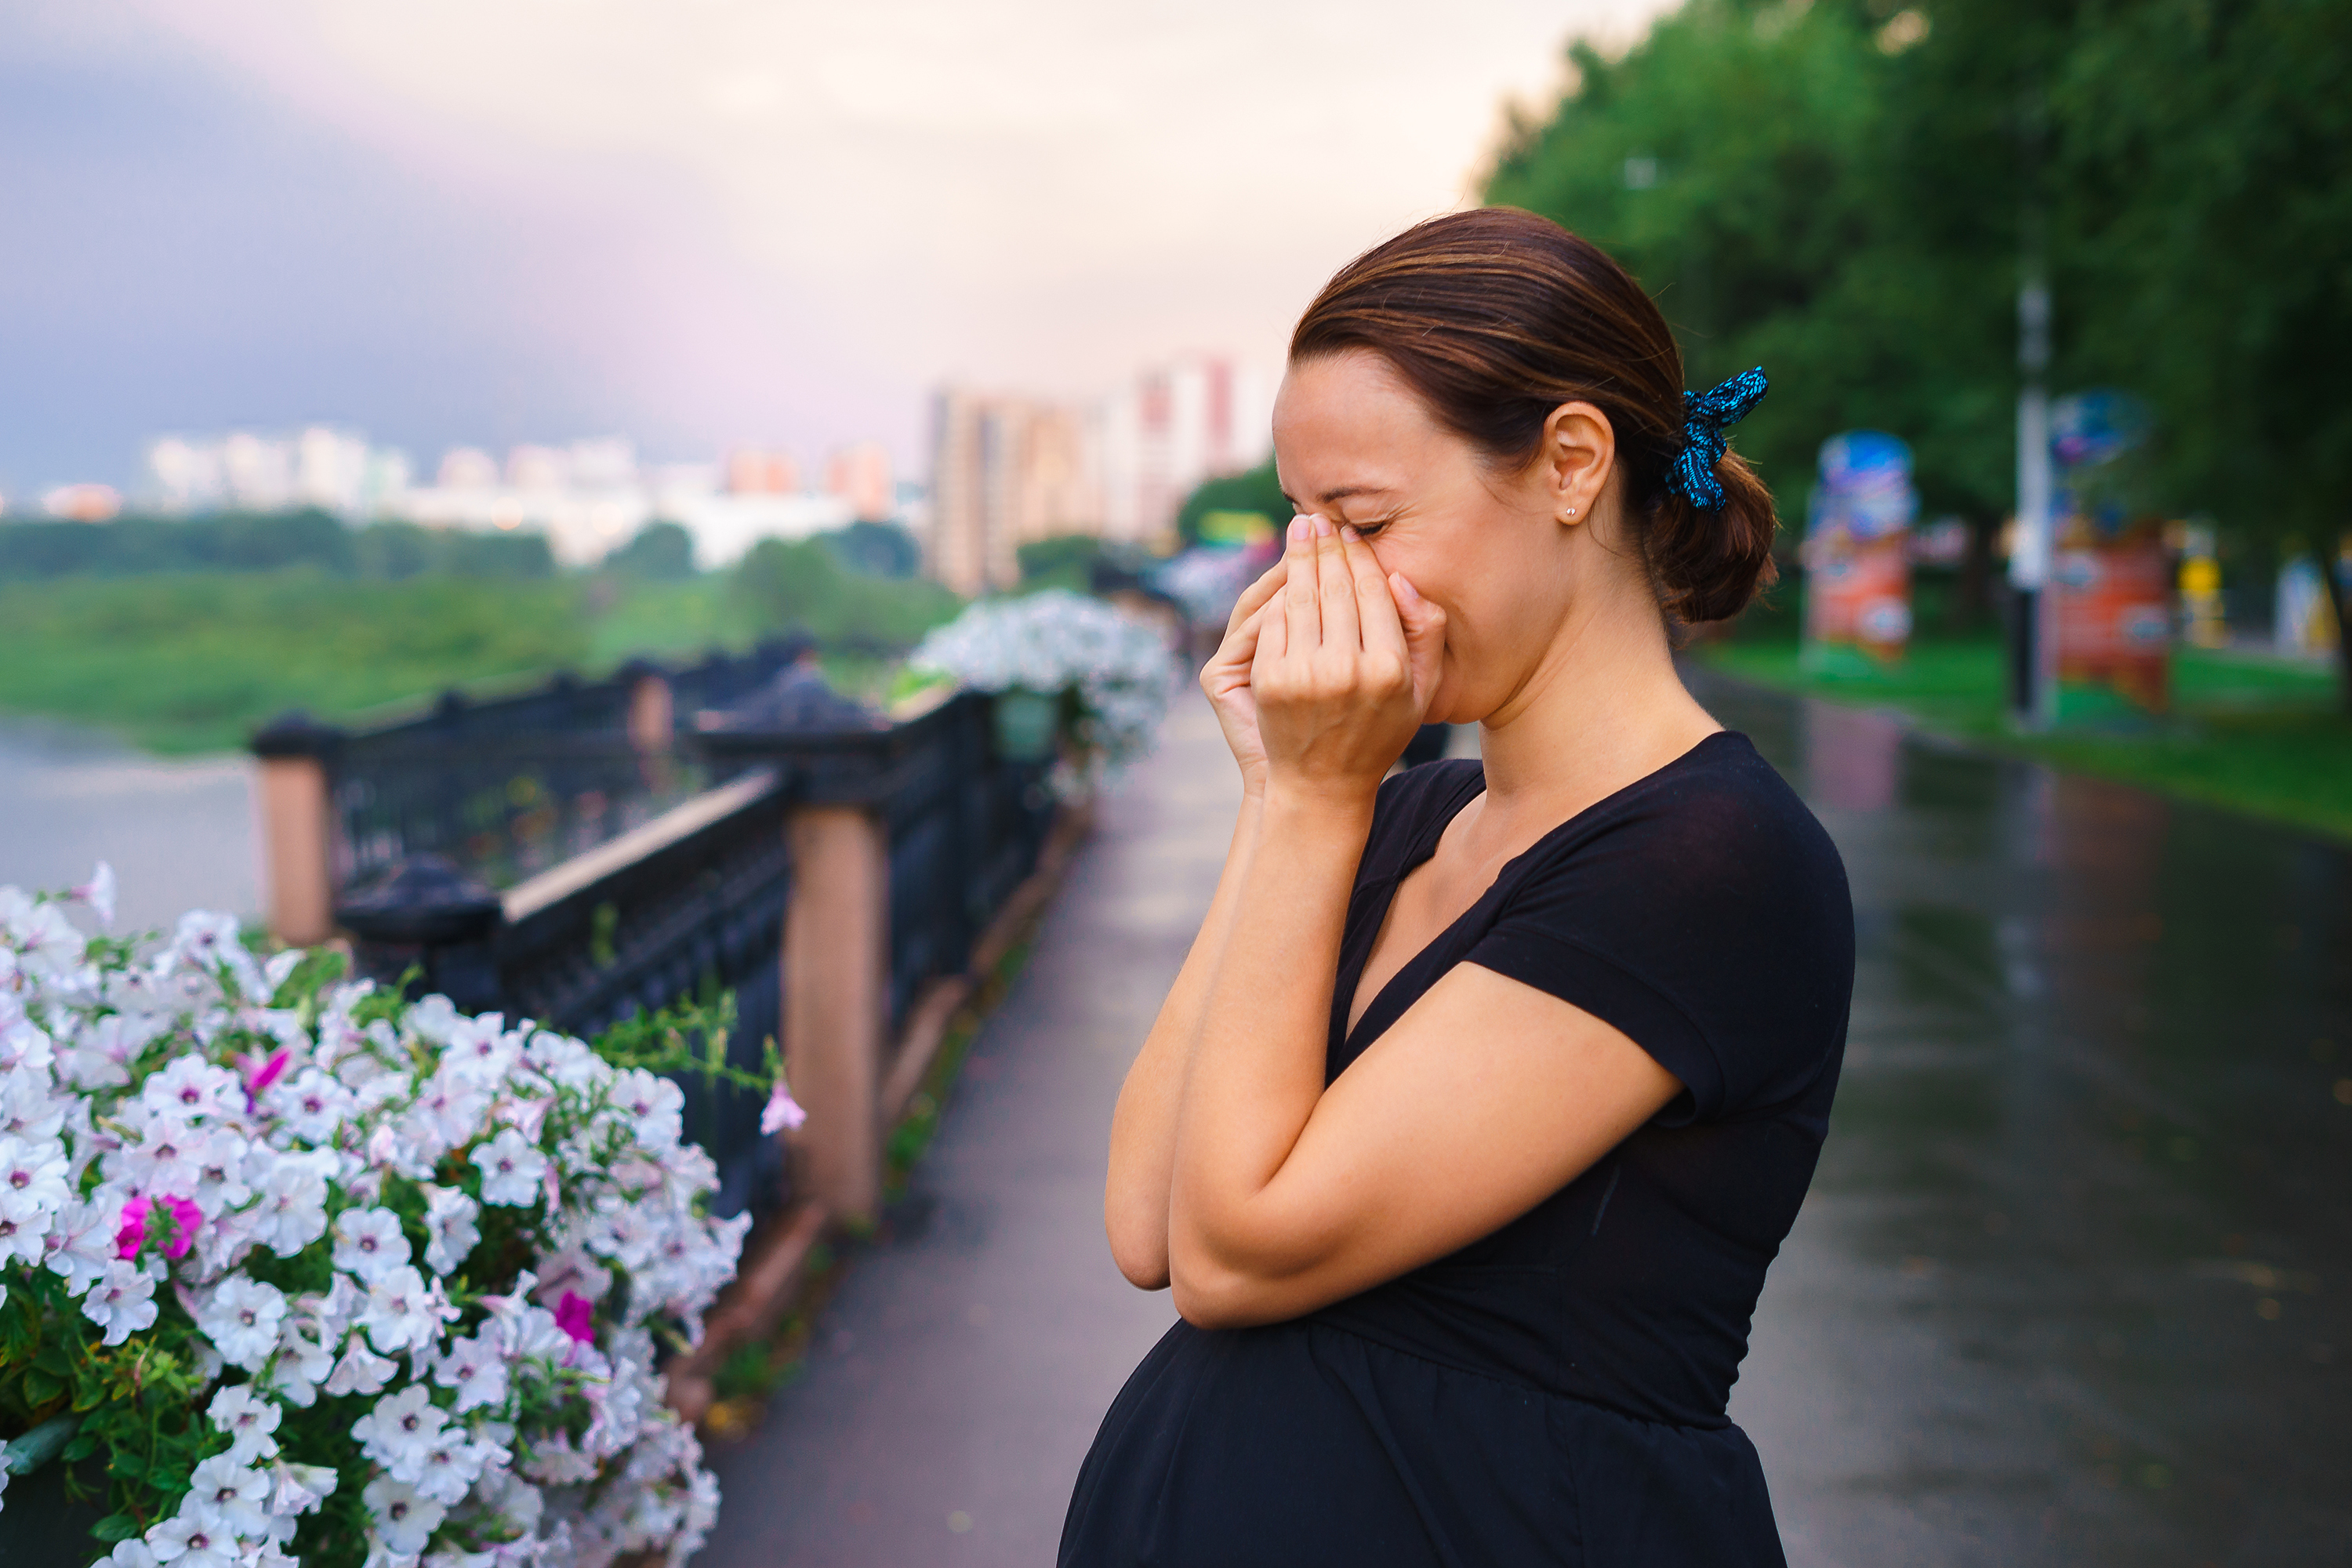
[1695,672,2352,1566]
[0,719,257,931]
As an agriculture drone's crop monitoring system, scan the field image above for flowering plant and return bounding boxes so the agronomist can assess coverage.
[910,589,1177,793]
[0,869,794,1568]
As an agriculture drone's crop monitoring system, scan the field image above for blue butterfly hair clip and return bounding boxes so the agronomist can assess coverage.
[1667,367,1769,511]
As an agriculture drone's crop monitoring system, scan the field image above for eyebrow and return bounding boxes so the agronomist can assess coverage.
[1279,483,1396,510]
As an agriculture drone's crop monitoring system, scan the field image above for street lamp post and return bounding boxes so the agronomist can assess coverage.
[2009,271,2056,729]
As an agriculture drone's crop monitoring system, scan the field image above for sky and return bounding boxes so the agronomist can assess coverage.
[0,0,1678,497]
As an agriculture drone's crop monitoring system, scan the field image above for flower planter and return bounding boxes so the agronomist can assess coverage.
[0,1458,107,1566]
[991,688,1065,763]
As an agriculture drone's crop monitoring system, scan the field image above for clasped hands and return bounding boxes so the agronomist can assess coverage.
[1201,514,1447,804]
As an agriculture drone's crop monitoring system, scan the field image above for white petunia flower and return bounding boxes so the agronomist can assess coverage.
[420,1184,481,1276]
[263,1319,336,1407]
[181,1454,271,1540]
[144,1513,238,1568]
[324,1340,397,1399]
[196,1276,288,1371]
[82,1258,159,1345]
[606,1070,684,1151]
[0,1132,71,1221]
[362,1475,446,1556]
[268,1461,338,1519]
[207,1384,285,1465]
[354,1385,449,1483]
[248,1154,333,1258]
[469,1127,549,1207]
[432,1332,510,1414]
[143,1055,243,1125]
[360,1265,454,1356]
[107,1541,162,1568]
[332,1207,412,1282]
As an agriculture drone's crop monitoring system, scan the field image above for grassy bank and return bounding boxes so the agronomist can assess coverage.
[1693,631,2352,844]
[0,572,761,754]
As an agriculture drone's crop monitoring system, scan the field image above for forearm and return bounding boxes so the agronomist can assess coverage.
[1167,788,1371,1305]
[1104,792,1264,1287]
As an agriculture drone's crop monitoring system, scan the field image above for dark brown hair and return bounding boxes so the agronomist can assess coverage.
[1289,207,1777,624]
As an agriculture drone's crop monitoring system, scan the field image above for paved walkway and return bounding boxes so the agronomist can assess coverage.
[698,697,1229,1566]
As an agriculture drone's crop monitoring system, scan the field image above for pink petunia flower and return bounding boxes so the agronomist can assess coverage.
[247,1047,292,1097]
[157,1194,203,1260]
[114,1196,151,1259]
[554,1290,596,1345]
[759,1083,806,1136]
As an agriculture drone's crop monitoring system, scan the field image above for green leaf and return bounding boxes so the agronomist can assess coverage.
[61,1433,99,1462]
[22,1368,64,1406]
[93,1515,140,1543]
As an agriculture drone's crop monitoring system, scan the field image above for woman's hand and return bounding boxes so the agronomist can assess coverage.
[1198,555,1290,797]
[1250,514,1446,803]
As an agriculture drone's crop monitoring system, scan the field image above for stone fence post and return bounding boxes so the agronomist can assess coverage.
[249,712,344,947]
[782,804,890,1227]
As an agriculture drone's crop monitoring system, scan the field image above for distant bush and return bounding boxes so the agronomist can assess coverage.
[824,520,922,579]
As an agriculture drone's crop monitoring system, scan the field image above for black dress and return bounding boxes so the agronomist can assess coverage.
[1062,735,1854,1567]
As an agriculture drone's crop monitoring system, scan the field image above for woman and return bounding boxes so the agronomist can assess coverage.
[1063,208,1853,1566]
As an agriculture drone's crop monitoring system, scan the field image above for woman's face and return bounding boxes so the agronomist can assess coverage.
[1270,349,1603,726]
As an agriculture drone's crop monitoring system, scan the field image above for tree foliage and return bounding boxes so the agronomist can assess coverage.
[1485,0,2352,691]
[725,535,962,650]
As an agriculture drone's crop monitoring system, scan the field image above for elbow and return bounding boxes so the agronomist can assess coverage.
[1109,1229,1171,1293]
[1104,1197,1171,1292]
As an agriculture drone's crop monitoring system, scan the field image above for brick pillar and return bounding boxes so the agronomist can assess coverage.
[250,712,343,947]
[782,804,890,1225]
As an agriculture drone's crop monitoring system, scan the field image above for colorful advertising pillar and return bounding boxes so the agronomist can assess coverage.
[1801,431,1917,677]
[2049,392,2171,720]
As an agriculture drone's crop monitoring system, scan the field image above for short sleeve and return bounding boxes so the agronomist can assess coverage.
[1462,741,1852,1125]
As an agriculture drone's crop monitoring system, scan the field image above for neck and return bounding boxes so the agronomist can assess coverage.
[1471,583,1719,840]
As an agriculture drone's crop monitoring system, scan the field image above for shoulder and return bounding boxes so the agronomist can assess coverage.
[1360,758,1482,880]
[1479,733,1853,1120]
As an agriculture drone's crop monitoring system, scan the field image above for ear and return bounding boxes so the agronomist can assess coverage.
[1538,402,1616,525]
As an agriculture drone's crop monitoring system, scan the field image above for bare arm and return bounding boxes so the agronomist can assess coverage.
[1103,793,1261,1288]
[1163,517,1680,1327]
[1102,562,1285,1289]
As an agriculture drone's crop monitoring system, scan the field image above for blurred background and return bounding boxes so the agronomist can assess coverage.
[1,4,2347,1560]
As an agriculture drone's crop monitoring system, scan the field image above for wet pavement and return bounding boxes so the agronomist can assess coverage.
[699,676,2351,1566]
[1701,672,2352,1567]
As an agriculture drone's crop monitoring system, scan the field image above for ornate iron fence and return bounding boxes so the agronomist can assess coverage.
[332,689,1062,1223]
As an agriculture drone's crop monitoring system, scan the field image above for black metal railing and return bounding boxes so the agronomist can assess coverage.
[332,689,1061,1221]
[254,644,808,894]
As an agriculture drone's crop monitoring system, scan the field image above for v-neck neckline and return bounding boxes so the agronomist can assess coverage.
[1335,733,1737,1061]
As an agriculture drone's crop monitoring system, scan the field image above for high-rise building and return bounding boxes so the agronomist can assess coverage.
[926,357,1272,596]
[825,441,895,522]
[927,390,1106,596]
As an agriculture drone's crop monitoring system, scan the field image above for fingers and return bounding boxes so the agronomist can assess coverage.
[1389,571,1450,710]
[1280,514,1323,657]
[1313,514,1365,652]
[1225,558,1288,640]
[1338,527,1406,660]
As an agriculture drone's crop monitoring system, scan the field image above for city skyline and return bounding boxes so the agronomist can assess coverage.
[0,0,1675,495]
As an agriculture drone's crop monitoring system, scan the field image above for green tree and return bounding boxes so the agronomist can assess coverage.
[1174,459,1290,545]
[602,520,699,580]
[726,536,962,648]
[2054,0,2352,703]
